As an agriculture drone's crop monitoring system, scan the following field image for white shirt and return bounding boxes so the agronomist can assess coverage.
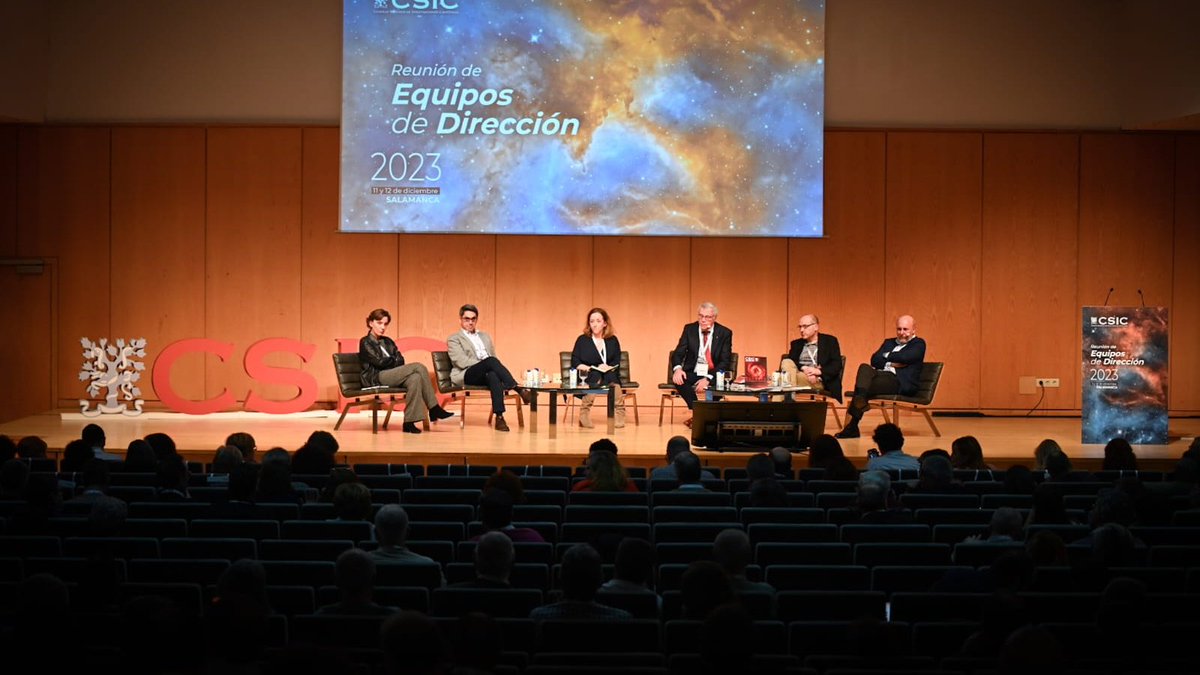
[592,336,606,363]
[462,330,489,360]
[883,340,911,374]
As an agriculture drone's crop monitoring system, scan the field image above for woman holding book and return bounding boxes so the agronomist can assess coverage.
[570,307,625,429]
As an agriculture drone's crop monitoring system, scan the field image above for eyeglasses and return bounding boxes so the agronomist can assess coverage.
[697,314,716,321]
[461,315,478,322]
[798,323,816,329]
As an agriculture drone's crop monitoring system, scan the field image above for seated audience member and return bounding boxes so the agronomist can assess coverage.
[16,435,49,460]
[1045,449,1092,482]
[865,423,919,472]
[7,473,62,533]
[143,432,178,461]
[483,469,527,503]
[919,448,950,463]
[908,454,965,494]
[208,445,244,481]
[745,453,776,482]
[372,504,444,567]
[319,466,361,503]
[680,560,735,620]
[587,437,620,457]
[122,439,158,472]
[572,449,637,492]
[672,450,708,490]
[651,435,716,480]
[210,463,261,518]
[154,454,192,501]
[0,459,30,500]
[599,538,658,600]
[224,432,257,463]
[1024,530,1068,567]
[713,529,774,595]
[381,611,451,675]
[769,446,793,478]
[849,470,912,524]
[66,459,112,505]
[472,488,545,542]
[1003,465,1036,495]
[316,548,398,616]
[529,544,632,621]
[825,456,859,481]
[87,495,128,536]
[254,448,305,504]
[61,439,96,473]
[1102,437,1138,471]
[291,431,339,475]
[332,482,374,522]
[452,531,513,588]
[962,507,1025,546]
[1033,438,1063,471]
[1146,457,1199,498]
[82,423,121,461]
[1026,483,1075,525]
[807,434,846,471]
[951,435,993,472]
[748,478,789,507]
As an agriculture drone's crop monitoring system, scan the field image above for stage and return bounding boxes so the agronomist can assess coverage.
[2,403,1196,473]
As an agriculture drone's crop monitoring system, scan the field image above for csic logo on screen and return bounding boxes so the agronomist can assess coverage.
[373,0,460,14]
[1091,316,1130,326]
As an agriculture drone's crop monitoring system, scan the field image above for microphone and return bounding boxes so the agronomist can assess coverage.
[1103,287,1114,306]
[1138,289,1145,307]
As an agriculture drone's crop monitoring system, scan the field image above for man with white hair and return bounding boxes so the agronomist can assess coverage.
[670,301,734,427]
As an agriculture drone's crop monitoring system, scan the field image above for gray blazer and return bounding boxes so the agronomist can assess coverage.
[447,330,497,386]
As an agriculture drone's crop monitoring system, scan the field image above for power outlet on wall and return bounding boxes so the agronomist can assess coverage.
[1036,378,1060,388]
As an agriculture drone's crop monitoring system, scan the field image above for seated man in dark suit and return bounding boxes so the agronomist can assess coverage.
[670,302,733,428]
[838,314,926,439]
[780,314,843,399]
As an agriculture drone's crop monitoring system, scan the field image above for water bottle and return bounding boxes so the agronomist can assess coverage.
[715,370,725,390]
[569,368,578,388]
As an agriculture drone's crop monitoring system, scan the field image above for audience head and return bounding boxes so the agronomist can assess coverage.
[1097,576,1148,635]
[483,469,525,504]
[319,466,360,503]
[1169,457,1198,485]
[144,432,177,460]
[612,537,653,586]
[584,449,629,491]
[950,435,987,470]
[0,435,15,463]
[304,430,339,456]
[61,439,94,473]
[1102,437,1137,471]
[1003,465,1036,495]
[872,423,904,454]
[0,458,30,497]
[989,507,1025,540]
[1090,488,1137,529]
[156,453,190,494]
[919,448,950,463]
[214,558,269,609]
[1044,449,1073,480]
[745,453,774,481]
[588,437,619,456]
[918,454,955,488]
[826,456,859,481]
[88,495,128,536]
[210,445,244,474]
[334,547,377,599]
[665,435,691,463]
[375,504,411,548]
[712,528,753,576]
[769,446,792,476]
[1090,522,1138,568]
[478,488,515,530]
[473,531,514,583]
[681,560,733,620]
[16,435,48,459]
[856,470,892,512]
[81,423,106,449]
[1033,439,1062,470]
[560,543,604,601]
[224,432,257,463]
[228,463,261,502]
[748,477,789,507]
[123,439,157,472]
[673,449,702,485]
[332,482,373,521]
[1025,529,1068,566]
[807,434,845,469]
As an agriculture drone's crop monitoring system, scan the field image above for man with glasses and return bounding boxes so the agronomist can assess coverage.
[447,304,530,432]
[836,315,926,439]
[780,314,843,401]
[670,301,733,427]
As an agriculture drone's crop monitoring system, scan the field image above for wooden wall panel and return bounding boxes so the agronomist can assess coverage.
[886,132,983,409]
[206,128,303,405]
[0,127,15,257]
[793,131,887,379]
[0,267,53,422]
[110,127,207,402]
[1172,136,1200,412]
[980,133,1080,410]
[593,236,691,389]
[15,128,111,405]
[1077,134,1176,409]
[690,238,789,377]
[494,236,594,378]
[300,127,398,401]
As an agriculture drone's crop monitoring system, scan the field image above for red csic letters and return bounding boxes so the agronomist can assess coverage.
[152,338,238,415]
[152,338,319,415]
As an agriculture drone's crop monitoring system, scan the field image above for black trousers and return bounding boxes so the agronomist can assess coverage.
[464,356,517,414]
[846,364,900,423]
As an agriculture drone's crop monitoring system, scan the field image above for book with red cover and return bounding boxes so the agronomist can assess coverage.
[740,355,770,384]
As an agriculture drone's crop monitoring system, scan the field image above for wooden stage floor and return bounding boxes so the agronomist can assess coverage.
[3,403,1197,473]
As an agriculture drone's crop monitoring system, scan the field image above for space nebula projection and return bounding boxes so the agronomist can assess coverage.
[340,0,825,236]
[1081,307,1169,445]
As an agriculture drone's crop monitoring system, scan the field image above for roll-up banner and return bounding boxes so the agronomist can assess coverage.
[1081,306,1168,445]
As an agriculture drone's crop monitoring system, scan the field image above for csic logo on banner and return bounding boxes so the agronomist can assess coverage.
[372,0,460,15]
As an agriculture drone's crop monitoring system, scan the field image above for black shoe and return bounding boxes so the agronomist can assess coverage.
[514,387,533,405]
[494,415,510,432]
[835,426,859,439]
[402,422,422,434]
[430,405,455,421]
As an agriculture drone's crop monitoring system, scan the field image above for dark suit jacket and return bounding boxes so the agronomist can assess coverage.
[570,334,622,386]
[787,333,844,401]
[671,322,733,379]
[869,336,926,396]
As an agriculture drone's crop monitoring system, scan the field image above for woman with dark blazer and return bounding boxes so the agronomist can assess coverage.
[570,307,625,428]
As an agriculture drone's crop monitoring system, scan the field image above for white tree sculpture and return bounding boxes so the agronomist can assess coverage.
[78,337,147,417]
